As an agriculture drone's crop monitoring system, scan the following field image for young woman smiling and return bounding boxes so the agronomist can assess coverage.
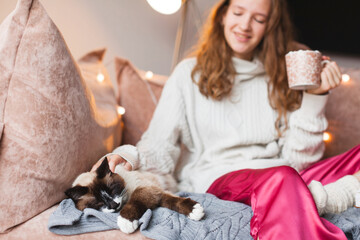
[93,0,360,239]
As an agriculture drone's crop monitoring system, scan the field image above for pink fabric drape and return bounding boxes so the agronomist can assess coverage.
[207,144,360,240]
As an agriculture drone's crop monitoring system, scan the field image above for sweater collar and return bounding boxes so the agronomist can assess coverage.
[232,56,266,82]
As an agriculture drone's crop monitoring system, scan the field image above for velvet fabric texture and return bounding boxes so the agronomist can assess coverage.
[0,0,122,232]
[323,68,360,158]
[115,57,167,145]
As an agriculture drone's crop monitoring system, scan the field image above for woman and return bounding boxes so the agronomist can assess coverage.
[92,0,360,239]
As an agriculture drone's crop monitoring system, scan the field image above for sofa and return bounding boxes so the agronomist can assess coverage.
[1,0,360,239]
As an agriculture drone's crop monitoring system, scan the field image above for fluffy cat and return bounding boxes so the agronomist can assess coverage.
[65,158,205,234]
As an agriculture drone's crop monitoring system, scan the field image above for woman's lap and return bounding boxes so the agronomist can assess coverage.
[206,166,346,240]
[205,144,360,240]
[300,144,360,185]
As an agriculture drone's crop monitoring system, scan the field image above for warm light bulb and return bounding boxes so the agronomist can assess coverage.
[117,106,126,115]
[145,71,154,80]
[146,0,182,15]
[97,73,105,83]
[342,74,350,83]
[323,132,331,142]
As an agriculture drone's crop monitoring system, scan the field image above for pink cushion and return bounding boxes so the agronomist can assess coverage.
[323,68,360,158]
[0,0,122,232]
[115,57,167,145]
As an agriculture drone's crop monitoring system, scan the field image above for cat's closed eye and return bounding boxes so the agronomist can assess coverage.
[65,158,127,212]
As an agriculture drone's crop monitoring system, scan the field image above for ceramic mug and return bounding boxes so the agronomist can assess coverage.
[285,50,329,90]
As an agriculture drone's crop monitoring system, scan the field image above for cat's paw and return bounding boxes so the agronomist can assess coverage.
[117,215,139,234]
[188,203,204,221]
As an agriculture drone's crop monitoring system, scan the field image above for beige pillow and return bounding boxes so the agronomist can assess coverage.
[323,68,360,158]
[0,0,122,232]
[115,57,167,145]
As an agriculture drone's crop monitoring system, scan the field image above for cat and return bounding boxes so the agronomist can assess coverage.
[65,157,205,234]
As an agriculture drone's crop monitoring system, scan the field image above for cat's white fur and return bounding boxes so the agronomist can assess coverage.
[189,204,204,221]
[71,164,204,233]
[117,202,205,233]
[117,215,139,234]
[114,165,204,233]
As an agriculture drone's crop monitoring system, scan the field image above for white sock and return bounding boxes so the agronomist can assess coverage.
[324,175,359,213]
[308,175,360,215]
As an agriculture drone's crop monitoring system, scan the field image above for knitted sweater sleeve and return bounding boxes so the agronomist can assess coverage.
[109,61,193,174]
[136,62,193,174]
[280,92,329,171]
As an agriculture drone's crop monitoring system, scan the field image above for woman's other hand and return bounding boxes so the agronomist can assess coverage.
[91,155,133,172]
[306,56,342,95]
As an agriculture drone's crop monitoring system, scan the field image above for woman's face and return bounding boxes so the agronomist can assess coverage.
[222,0,271,60]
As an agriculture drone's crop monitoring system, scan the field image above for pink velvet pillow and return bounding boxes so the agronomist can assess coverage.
[323,68,360,158]
[115,57,167,145]
[0,0,122,232]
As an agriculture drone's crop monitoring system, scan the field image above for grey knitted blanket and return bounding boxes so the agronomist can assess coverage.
[48,192,360,239]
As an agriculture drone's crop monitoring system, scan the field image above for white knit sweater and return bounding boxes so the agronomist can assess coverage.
[113,57,331,193]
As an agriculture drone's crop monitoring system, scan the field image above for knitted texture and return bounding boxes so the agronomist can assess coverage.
[109,57,329,193]
[140,192,253,240]
[49,192,360,239]
[308,180,328,215]
[48,199,119,235]
[308,175,360,215]
[325,175,360,213]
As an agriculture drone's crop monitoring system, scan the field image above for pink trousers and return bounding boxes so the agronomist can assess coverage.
[206,144,360,240]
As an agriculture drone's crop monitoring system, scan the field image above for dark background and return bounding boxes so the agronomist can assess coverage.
[287,0,360,56]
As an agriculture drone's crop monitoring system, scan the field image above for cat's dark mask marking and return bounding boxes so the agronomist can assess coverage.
[66,157,205,234]
[65,158,127,212]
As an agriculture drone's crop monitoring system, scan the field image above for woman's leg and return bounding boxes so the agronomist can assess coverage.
[300,144,360,185]
[300,144,360,214]
[206,166,346,240]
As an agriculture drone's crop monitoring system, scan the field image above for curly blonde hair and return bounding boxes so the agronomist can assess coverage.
[191,0,305,135]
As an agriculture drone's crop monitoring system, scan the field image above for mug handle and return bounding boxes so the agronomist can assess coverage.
[321,59,330,67]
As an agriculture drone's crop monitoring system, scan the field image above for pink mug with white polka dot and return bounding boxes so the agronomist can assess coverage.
[285,50,329,90]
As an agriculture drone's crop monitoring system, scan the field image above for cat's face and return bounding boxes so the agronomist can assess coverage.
[65,158,127,213]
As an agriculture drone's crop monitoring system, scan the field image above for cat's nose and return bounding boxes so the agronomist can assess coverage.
[109,201,120,210]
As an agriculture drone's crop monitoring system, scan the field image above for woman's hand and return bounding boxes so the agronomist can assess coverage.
[91,155,132,172]
[306,56,342,95]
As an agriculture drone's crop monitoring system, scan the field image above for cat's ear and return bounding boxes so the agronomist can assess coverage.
[96,157,111,178]
[65,186,89,202]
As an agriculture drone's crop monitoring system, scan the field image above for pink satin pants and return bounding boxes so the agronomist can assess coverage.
[207,144,360,240]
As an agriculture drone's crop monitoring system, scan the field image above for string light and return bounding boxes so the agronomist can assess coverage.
[146,0,182,15]
[323,132,331,142]
[342,74,350,83]
[117,106,126,115]
[145,71,154,80]
[97,72,105,83]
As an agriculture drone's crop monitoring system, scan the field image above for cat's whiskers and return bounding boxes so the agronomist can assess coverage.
[114,188,128,211]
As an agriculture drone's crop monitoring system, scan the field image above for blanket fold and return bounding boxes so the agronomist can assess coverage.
[48,199,119,235]
[48,192,360,239]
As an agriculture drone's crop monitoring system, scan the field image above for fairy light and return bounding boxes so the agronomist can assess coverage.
[117,106,126,115]
[323,132,331,142]
[342,74,350,83]
[97,72,105,83]
[145,71,154,80]
[146,0,182,15]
